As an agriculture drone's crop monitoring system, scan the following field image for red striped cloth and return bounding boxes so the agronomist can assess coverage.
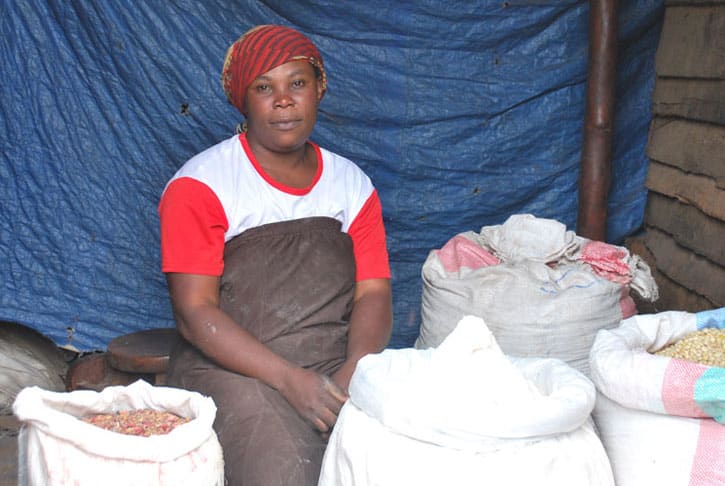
[221,24,327,114]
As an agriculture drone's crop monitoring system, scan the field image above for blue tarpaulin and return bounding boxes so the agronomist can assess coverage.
[0,1,664,350]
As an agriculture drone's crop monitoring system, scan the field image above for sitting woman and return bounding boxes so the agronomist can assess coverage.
[158,24,393,486]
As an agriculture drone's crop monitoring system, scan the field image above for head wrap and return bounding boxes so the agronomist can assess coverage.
[221,25,327,115]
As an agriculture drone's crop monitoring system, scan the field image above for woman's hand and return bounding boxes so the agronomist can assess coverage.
[330,361,357,395]
[277,367,348,433]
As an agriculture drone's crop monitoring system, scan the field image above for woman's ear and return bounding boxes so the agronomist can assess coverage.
[316,79,324,102]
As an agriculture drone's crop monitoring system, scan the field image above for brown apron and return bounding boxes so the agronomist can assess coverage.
[166,217,356,486]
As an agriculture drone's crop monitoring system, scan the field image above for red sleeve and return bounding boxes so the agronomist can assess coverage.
[348,190,391,281]
[158,177,228,275]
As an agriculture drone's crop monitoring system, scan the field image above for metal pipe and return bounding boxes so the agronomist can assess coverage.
[577,0,618,241]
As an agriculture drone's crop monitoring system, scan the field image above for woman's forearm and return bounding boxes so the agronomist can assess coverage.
[333,278,392,390]
[167,272,294,391]
[177,304,295,390]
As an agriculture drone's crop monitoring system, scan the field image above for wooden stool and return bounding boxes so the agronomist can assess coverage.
[65,352,142,391]
[106,328,178,385]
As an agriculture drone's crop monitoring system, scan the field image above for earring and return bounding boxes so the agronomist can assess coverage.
[234,121,248,134]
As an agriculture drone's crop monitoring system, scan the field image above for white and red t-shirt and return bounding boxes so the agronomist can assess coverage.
[159,133,390,281]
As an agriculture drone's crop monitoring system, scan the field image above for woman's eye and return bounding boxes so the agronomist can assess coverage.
[256,84,270,93]
[292,79,305,88]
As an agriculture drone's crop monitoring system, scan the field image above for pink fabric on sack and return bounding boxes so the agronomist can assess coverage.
[435,234,500,273]
[580,240,632,285]
[619,287,637,319]
[689,418,725,486]
[661,359,708,418]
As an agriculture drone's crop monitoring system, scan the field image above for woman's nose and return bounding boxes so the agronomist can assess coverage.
[273,89,293,108]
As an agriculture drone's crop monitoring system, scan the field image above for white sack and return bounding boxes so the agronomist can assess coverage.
[13,379,224,486]
[353,316,595,448]
[1,323,67,414]
[589,309,725,420]
[589,309,725,486]
[593,393,724,486]
[319,316,614,486]
[320,402,612,486]
[418,251,626,376]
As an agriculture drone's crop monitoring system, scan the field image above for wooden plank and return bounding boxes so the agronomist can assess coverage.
[651,78,725,125]
[645,192,725,265]
[646,120,725,185]
[666,1,725,6]
[666,1,725,5]
[643,226,725,305]
[626,235,717,313]
[655,6,725,78]
[645,161,725,218]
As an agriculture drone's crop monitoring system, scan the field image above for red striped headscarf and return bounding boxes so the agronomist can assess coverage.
[221,25,327,115]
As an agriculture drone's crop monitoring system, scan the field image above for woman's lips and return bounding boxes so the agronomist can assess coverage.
[271,118,301,130]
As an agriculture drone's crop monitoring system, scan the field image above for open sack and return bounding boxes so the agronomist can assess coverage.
[416,214,658,377]
[13,379,224,486]
[589,308,725,486]
[319,315,614,486]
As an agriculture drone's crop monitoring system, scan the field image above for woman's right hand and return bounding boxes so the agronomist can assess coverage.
[277,367,348,433]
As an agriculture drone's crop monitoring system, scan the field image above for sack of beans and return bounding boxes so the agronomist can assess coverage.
[416,214,658,377]
[320,316,615,486]
[589,308,725,486]
[13,379,224,486]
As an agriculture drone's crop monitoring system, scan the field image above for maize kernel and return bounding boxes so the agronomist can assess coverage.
[654,328,725,368]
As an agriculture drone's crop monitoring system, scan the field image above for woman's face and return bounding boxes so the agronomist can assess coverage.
[243,60,323,154]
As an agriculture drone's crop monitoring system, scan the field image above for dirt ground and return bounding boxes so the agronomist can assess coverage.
[0,414,19,486]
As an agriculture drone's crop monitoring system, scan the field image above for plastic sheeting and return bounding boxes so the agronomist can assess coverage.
[0,1,664,350]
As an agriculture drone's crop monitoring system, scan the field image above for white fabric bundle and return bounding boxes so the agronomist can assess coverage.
[480,213,579,263]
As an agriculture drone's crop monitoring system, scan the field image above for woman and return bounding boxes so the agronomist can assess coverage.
[158,25,393,485]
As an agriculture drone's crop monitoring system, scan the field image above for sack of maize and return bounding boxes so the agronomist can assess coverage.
[589,308,725,486]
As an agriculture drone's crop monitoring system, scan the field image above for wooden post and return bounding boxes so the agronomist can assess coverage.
[577,0,618,241]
